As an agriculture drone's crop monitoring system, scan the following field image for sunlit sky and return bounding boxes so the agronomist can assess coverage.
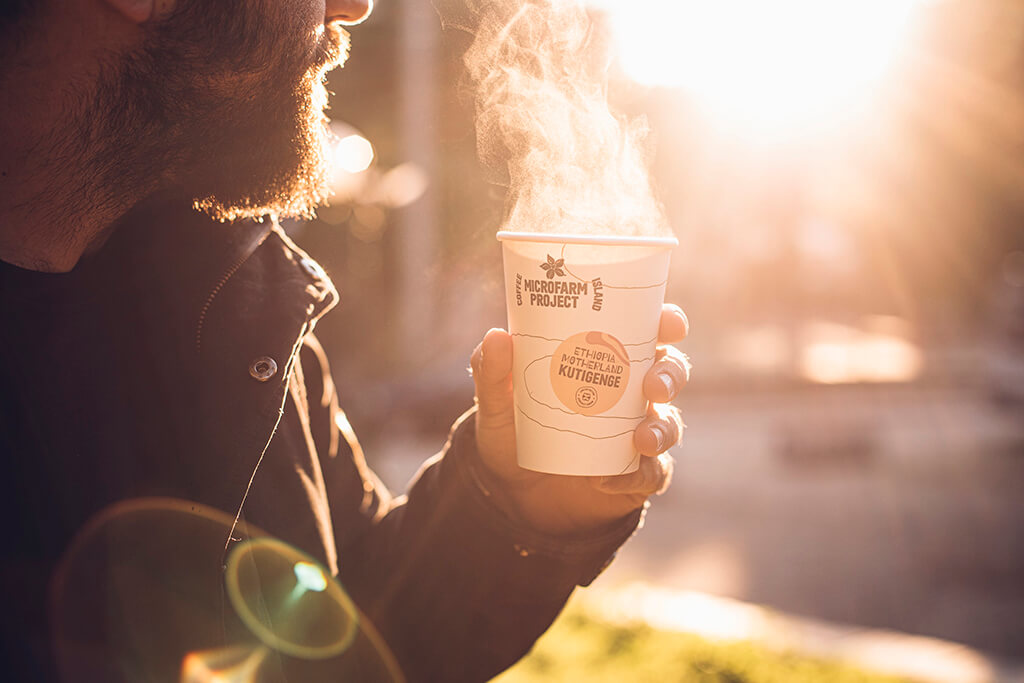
[593,0,938,141]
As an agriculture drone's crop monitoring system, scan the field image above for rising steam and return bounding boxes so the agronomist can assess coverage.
[457,0,671,237]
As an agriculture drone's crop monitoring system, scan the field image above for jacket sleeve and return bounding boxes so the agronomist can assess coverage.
[298,336,644,682]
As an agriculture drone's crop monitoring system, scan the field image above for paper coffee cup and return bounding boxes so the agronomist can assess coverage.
[497,231,677,476]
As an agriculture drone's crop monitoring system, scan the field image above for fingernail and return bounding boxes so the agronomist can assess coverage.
[657,372,674,397]
[650,423,668,451]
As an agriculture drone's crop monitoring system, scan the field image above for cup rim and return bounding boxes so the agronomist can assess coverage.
[497,231,678,247]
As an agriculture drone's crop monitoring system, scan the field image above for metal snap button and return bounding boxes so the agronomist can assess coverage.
[249,356,278,382]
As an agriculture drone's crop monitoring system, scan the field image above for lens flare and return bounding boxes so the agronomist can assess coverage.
[180,645,269,683]
[294,561,329,593]
[51,499,406,682]
[225,538,360,660]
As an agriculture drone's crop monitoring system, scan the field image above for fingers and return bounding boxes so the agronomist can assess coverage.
[598,405,682,496]
[470,328,513,420]
[633,403,684,456]
[596,451,675,496]
[642,345,691,403]
[658,304,689,344]
[601,315,686,498]
[649,304,691,402]
[470,328,513,380]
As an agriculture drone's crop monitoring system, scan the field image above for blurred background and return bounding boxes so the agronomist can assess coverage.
[287,0,1023,676]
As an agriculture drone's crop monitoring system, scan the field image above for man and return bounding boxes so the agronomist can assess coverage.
[0,0,690,680]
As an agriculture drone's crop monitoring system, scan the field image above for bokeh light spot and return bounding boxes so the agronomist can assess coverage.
[333,134,375,174]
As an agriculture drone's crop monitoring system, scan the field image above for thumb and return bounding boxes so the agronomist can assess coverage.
[470,328,513,419]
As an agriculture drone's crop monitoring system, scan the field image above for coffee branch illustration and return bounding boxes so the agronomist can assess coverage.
[512,332,657,350]
[558,244,668,290]
[516,406,639,441]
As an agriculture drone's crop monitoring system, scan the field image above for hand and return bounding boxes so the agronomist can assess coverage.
[469,304,689,536]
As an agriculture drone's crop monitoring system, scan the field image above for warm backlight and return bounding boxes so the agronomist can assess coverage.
[602,0,933,140]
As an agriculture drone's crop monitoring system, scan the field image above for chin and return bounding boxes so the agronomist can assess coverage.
[190,71,334,223]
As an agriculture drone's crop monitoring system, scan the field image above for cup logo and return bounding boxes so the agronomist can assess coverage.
[549,331,631,416]
[574,386,599,409]
[540,254,566,279]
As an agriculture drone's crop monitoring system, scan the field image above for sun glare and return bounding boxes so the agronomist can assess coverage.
[599,0,933,141]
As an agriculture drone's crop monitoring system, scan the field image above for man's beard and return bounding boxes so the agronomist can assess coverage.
[91,1,349,222]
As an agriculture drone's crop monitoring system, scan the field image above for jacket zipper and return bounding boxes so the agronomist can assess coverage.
[194,250,252,354]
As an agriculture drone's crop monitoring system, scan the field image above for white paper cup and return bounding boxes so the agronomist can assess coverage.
[497,231,677,476]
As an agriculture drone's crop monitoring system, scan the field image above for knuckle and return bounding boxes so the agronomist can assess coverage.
[677,309,690,337]
[668,413,685,444]
[662,360,687,386]
[664,347,690,372]
[652,402,674,422]
[652,407,684,446]
[649,349,689,387]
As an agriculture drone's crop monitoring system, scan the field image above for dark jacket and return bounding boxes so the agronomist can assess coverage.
[0,196,640,681]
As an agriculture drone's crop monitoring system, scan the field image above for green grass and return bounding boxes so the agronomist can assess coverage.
[493,608,911,683]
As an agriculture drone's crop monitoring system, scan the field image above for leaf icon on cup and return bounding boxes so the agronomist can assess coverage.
[540,254,566,279]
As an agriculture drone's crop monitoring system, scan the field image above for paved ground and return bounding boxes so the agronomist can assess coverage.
[364,381,1024,660]
[603,383,1024,658]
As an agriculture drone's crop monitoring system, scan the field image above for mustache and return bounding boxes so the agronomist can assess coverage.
[313,23,351,72]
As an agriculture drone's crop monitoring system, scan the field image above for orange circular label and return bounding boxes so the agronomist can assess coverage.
[549,331,631,415]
